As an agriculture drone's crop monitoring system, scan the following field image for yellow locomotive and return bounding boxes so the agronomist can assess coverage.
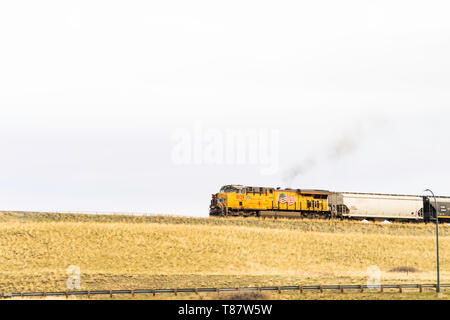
[210,185,331,218]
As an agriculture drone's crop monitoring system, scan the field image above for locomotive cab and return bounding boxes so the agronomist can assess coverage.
[210,185,244,216]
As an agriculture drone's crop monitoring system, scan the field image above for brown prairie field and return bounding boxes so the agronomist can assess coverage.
[0,211,449,300]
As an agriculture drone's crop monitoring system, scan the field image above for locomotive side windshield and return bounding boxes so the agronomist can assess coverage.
[220,185,244,193]
[220,186,236,192]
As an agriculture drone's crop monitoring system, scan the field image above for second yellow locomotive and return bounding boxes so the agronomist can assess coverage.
[210,185,330,218]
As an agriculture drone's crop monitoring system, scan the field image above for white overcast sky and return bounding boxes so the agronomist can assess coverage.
[1,1,450,216]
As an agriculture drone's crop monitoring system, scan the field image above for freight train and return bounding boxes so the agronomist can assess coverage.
[209,185,450,222]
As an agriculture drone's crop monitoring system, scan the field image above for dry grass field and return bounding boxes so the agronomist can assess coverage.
[0,211,449,299]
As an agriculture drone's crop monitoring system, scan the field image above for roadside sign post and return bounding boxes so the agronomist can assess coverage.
[424,189,441,297]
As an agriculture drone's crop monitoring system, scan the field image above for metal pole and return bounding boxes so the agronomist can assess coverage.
[424,189,441,296]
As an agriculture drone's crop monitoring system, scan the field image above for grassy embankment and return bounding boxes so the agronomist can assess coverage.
[0,211,449,299]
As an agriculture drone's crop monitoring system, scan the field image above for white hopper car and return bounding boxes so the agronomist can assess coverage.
[328,192,450,222]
